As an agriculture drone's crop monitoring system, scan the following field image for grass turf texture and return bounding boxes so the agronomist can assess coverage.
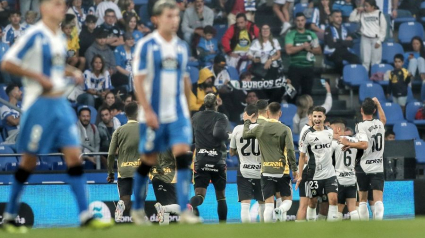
[3,219,424,238]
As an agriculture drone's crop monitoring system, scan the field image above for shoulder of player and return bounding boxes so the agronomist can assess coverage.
[301,126,315,141]
[134,34,156,51]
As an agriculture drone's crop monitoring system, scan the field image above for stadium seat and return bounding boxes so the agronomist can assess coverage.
[371,63,393,86]
[293,3,308,18]
[213,24,227,44]
[407,86,417,104]
[52,161,67,171]
[421,2,425,23]
[0,145,17,171]
[393,122,420,140]
[382,42,404,64]
[292,133,300,145]
[380,102,405,125]
[227,66,239,80]
[83,159,96,170]
[398,22,424,44]
[348,41,360,56]
[343,64,369,86]
[138,4,152,27]
[279,103,297,129]
[188,66,199,84]
[406,102,425,125]
[415,140,425,163]
[40,155,63,168]
[343,22,359,35]
[77,105,97,125]
[394,10,417,25]
[359,83,386,103]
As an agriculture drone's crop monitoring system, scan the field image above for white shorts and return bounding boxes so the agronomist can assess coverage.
[393,96,407,107]
[274,0,294,5]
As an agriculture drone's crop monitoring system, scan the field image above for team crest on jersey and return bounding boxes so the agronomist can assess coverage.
[162,57,178,70]
[52,53,65,66]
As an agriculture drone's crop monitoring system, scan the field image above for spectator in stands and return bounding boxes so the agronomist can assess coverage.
[125,14,144,43]
[63,14,86,71]
[98,107,121,153]
[310,0,332,40]
[197,25,218,66]
[77,107,100,165]
[190,68,219,113]
[97,8,124,49]
[181,0,214,44]
[85,29,116,75]
[385,130,395,140]
[124,94,134,106]
[349,0,386,72]
[96,0,123,26]
[22,10,38,28]
[205,54,232,89]
[120,0,140,21]
[110,101,128,125]
[112,32,135,93]
[88,0,103,15]
[225,0,255,25]
[247,24,282,80]
[79,15,97,57]
[332,0,354,21]
[0,1,10,28]
[20,0,40,19]
[359,0,398,40]
[345,126,354,136]
[0,83,21,139]
[104,91,116,107]
[211,0,227,25]
[292,81,332,134]
[67,0,86,33]
[404,36,425,81]
[273,0,292,35]
[2,10,26,46]
[78,55,112,108]
[0,26,11,84]
[285,13,321,100]
[389,54,411,113]
[222,13,259,71]
[324,10,360,75]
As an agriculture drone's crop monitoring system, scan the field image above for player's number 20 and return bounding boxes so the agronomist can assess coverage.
[240,138,260,156]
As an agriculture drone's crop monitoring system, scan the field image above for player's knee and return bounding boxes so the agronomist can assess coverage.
[216,191,226,201]
[172,144,190,157]
[175,153,192,170]
[67,165,84,177]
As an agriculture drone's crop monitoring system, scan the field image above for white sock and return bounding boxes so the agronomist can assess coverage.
[327,205,339,221]
[259,204,265,222]
[306,207,316,221]
[79,210,92,223]
[264,203,274,223]
[241,203,251,223]
[317,213,327,221]
[370,205,375,219]
[278,200,292,222]
[337,212,343,221]
[276,198,282,208]
[356,206,359,212]
[374,201,384,220]
[350,210,360,221]
[163,204,181,214]
[358,202,370,221]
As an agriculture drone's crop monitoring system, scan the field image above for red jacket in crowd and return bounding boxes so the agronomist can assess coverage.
[221,21,260,54]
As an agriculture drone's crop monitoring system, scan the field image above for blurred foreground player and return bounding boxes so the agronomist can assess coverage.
[0,0,113,233]
[131,0,200,224]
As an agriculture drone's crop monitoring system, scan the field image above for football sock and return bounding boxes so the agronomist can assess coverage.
[264,203,274,223]
[374,201,384,220]
[370,205,375,219]
[163,204,181,214]
[350,210,360,221]
[241,203,250,223]
[327,205,338,221]
[189,195,204,212]
[217,199,227,222]
[176,154,192,212]
[358,202,370,221]
[67,165,88,215]
[133,163,151,210]
[5,167,31,217]
[276,197,282,208]
[317,213,327,220]
[258,203,265,222]
[279,200,292,222]
[337,212,343,221]
[306,206,316,221]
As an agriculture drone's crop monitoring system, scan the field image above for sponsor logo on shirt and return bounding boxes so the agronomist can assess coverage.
[198,149,218,157]
[314,143,331,149]
[365,159,383,164]
[242,164,261,169]
[339,171,355,177]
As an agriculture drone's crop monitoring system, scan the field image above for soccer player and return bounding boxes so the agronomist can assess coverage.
[330,119,360,221]
[243,102,298,223]
[0,0,112,233]
[107,102,141,220]
[340,97,386,220]
[131,0,198,224]
[296,106,339,221]
[230,104,264,223]
[190,93,230,222]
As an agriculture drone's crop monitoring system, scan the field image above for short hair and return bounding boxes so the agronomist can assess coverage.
[125,102,138,118]
[5,83,19,96]
[203,25,215,35]
[331,10,342,15]
[256,99,268,111]
[361,98,376,115]
[104,8,116,16]
[330,118,347,127]
[365,0,378,8]
[25,10,38,19]
[9,10,21,16]
[152,0,178,17]
[268,102,281,115]
[312,106,326,114]
[99,107,111,114]
[111,102,125,111]
[245,104,258,117]
[85,15,97,23]
[307,106,314,116]
[204,93,217,109]
[394,53,404,62]
[295,12,306,19]
[385,130,395,138]
[78,107,91,116]
[236,13,247,21]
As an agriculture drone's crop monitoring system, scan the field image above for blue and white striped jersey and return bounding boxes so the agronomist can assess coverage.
[2,24,26,45]
[3,22,68,111]
[132,31,190,124]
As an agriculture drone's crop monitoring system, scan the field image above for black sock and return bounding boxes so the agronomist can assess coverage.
[189,195,204,216]
[217,199,227,222]
[15,167,31,183]
[137,163,152,176]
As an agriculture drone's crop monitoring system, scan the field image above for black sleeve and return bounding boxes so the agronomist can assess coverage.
[324,27,337,49]
[405,74,411,85]
[213,114,229,141]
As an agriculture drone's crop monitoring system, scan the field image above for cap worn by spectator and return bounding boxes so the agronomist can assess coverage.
[214,54,226,66]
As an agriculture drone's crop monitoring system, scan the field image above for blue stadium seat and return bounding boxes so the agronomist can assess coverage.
[393,122,420,140]
[407,86,417,104]
[83,159,96,170]
[77,105,97,124]
[380,102,405,125]
[52,161,67,171]
[292,133,300,146]
[415,140,425,163]
[398,22,424,44]
[279,103,297,129]
[227,66,239,80]
[406,102,425,125]
[293,3,308,18]
[343,64,369,86]
[382,42,404,64]
[348,41,360,56]
[343,22,359,35]
[394,10,417,25]
[138,4,152,27]
[213,24,227,44]
[188,66,199,84]
[359,83,386,103]
[0,145,17,171]
[421,2,425,23]
[40,155,63,168]
[371,63,393,86]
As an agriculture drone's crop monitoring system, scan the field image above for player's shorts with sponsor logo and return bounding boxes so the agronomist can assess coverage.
[194,153,227,191]
[357,172,384,191]
[152,177,177,205]
[237,176,264,202]
[261,174,292,199]
[338,183,357,204]
[306,176,338,198]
